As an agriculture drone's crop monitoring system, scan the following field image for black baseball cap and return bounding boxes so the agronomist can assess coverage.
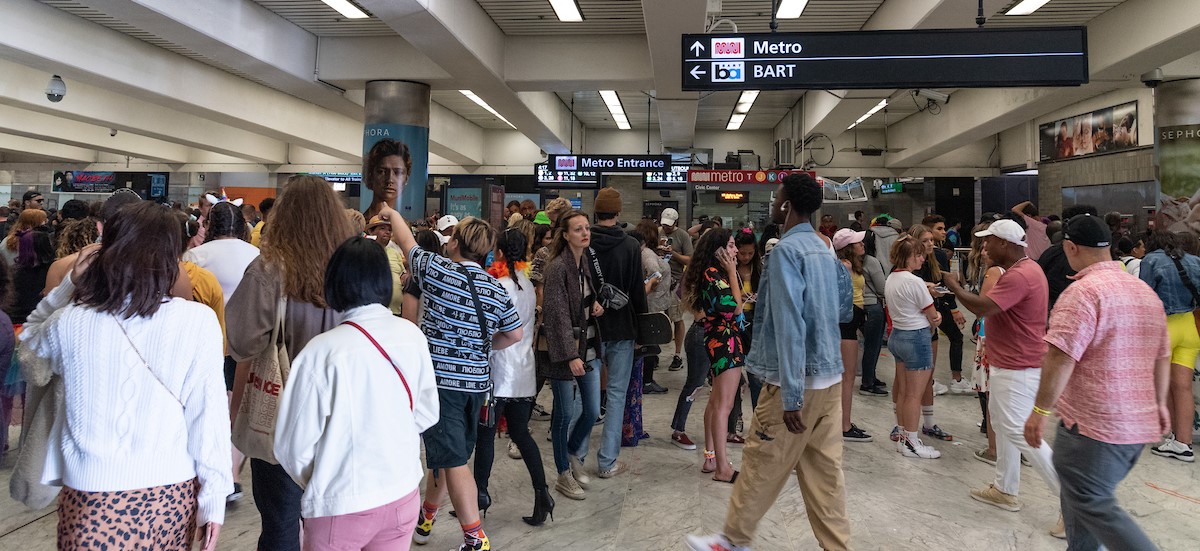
[1063,214,1111,248]
[22,190,43,203]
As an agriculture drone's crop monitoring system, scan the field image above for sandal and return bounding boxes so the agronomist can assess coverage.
[726,434,745,444]
[712,470,740,484]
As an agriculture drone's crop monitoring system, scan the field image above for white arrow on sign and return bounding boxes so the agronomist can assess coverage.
[690,41,705,56]
[690,66,706,79]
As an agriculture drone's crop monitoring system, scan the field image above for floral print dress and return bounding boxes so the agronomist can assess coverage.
[700,267,746,378]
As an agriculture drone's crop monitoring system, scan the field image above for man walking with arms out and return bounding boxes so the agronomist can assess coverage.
[686,173,851,551]
[1024,214,1169,551]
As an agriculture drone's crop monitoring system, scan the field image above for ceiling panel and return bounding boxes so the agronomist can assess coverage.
[253,0,396,36]
[478,0,646,35]
[432,90,523,129]
[986,0,1126,27]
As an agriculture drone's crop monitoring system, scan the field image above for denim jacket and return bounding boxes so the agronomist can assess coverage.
[1140,250,1200,315]
[747,223,845,411]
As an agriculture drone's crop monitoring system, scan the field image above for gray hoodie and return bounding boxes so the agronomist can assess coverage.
[870,225,900,274]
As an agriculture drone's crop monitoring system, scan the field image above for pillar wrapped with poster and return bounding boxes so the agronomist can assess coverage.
[362,81,430,222]
[1156,79,1200,237]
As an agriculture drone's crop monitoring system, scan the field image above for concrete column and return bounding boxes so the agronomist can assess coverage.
[362,81,430,219]
[1154,78,1200,235]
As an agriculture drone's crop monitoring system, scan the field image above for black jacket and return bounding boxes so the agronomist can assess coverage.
[588,224,648,342]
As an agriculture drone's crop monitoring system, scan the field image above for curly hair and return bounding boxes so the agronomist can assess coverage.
[55,217,100,259]
[780,173,822,216]
[365,139,412,193]
[261,176,356,307]
[683,227,734,313]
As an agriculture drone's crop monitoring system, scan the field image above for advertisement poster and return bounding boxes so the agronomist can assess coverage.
[53,171,168,201]
[361,123,429,219]
[446,187,483,220]
[1039,102,1138,161]
[489,184,505,228]
[1157,124,1200,235]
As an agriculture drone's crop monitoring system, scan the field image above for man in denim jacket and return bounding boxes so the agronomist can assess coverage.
[687,173,851,551]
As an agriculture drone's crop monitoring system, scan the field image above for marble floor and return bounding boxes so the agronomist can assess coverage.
[3,334,1200,550]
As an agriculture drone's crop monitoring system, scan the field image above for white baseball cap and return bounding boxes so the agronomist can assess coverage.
[437,214,460,232]
[660,208,680,226]
[974,219,1027,247]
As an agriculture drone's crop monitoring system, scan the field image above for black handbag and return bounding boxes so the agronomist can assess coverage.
[588,248,630,310]
[636,312,673,345]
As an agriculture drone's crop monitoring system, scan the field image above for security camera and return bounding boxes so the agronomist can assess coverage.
[109,128,118,137]
[1141,68,1164,88]
[45,75,66,103]
[913,89,950,104]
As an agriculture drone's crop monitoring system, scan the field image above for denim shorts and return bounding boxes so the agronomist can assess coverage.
[423,388,486,470]
[888,327,933,370]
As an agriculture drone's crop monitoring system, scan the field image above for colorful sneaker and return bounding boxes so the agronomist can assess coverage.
[932,380,949,396]
[455,536,491,551]
[413,513,436,545]
[669,354,684,371]
[1151,437,1196,462]
[684,533,750,551]
[949,378,974,395]
[843,424,873,443]
[555,471,586,500]
[970,483,1021,512]
[889,425,902,442]
[672,431,697,450]
[974,449,997,466]
[896,433,941,459]
[922,424,954,441]
[569,455,591,488]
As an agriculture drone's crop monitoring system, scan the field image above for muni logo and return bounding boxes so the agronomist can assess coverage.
[711,37,745,58]
[555,156,578,171]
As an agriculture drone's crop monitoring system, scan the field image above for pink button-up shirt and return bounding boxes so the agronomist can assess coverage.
[1044,261,1169,445]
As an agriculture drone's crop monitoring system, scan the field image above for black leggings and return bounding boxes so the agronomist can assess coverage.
[474,399,548,492]
[936,304,964,373]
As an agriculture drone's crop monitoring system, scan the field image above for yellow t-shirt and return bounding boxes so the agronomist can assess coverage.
[181,261,227,351]
[250,221,265,247]
[852,271,865,308]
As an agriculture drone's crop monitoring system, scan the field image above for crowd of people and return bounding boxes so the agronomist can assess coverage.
[0,172,1188,551]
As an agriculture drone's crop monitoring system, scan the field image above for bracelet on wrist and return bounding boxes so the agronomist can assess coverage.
[1032,405,1053,417]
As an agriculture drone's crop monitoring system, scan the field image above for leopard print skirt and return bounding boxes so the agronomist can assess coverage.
[57,478,199,550]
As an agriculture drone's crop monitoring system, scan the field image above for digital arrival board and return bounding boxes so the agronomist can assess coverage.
[681,27,1088,91]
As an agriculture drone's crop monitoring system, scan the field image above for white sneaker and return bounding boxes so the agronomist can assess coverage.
[897,433,941,459]
[569,455,591,488]
[684,533,750,551]
[949,378,973,395]
[932,380,949,396]
[507,441,521,460]
[1151,437,1195,462]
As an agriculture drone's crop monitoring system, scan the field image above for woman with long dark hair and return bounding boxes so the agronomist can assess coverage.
[1142,229,1200,462]
[539,210,603,501]
[681,227,745,483]
[227,175,356,551]
[471,228,554,525]
[726,228,762,439]
[834,228,872,443]
[22,201,231,550]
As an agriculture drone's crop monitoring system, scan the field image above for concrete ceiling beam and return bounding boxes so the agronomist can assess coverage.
[641,0,707,148]
[0,133,98,163]
[0,104,192,163]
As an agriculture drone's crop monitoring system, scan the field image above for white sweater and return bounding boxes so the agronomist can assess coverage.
[21,294,232,525]
[274,304,439,519]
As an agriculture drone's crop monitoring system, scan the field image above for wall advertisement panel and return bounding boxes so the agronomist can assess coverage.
[1038,101,1138,162]
[361,124,430,218]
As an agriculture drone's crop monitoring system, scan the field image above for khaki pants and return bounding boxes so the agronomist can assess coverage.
[724,383,851,550]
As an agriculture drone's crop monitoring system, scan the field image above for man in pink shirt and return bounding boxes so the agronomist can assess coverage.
[1013,201,1050,261]
[1024,214,1169,550]
[943,218,1062,538]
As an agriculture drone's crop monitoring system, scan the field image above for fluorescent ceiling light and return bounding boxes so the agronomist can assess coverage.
[548,0,583,22]
[734,90,759,114]
[599,90,631,130]
[776,0,810,19]
[320,0,369,19]
[1005,0,1052,16]
[727,113,747,131]
[847,99,888,130]
[460,90,516,129]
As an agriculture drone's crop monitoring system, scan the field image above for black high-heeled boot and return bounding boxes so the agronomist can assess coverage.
[522,486,555,526]
[478,488,492,518]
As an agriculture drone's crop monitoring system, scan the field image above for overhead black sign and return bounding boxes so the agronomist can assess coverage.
[549,154,671,172]
[681,27,1088,91]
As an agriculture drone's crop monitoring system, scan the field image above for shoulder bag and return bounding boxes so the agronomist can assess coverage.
[456,265,497,428]
[1168,255,1200,335]
[342,321,413,411]
[588,248,630,311]
[232,295,289,463]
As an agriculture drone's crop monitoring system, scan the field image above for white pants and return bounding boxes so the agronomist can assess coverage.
[989,367,1060,497]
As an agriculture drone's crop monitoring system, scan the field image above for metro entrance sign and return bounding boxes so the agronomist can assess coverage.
[549,154,671,172]
[681,27,1088,91]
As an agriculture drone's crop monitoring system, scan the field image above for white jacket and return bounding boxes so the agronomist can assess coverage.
[274,304,439,519]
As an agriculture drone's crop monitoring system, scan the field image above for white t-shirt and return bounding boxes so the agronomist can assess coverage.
[490,272,537,398]
[885,271,933,330]
[183,239,261,306]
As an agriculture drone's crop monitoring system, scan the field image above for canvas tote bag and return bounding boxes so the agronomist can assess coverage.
[232,296,289,463]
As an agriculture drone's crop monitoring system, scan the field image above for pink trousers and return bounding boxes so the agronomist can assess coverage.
[302,488,421,551]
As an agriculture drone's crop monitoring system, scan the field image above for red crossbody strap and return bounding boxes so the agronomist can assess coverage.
[342,321,413,411]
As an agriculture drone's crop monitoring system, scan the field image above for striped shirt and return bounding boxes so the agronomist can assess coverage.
[409,246,521,393]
